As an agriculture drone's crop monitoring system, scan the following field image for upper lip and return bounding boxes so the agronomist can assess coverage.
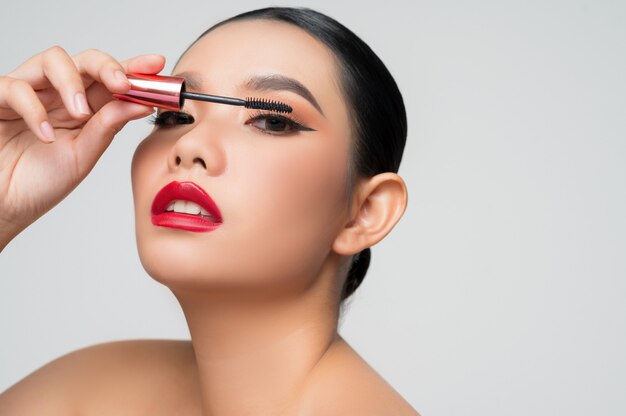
[151,181,222,222]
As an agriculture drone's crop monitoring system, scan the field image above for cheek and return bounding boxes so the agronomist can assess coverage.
[232,131,350,266]
[131,138,164,211]
[131,139,172,258]
[255,136,346,215]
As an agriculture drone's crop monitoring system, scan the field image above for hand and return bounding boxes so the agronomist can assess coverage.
[0,46,165,250]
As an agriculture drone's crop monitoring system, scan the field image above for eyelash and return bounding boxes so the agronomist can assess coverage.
[147,111,194,128]
[146,109,313,136]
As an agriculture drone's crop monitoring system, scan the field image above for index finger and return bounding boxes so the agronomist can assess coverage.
[7,47,165,93]
[120,54,166,76]
[72,50,167,93]
[78,53,167,113]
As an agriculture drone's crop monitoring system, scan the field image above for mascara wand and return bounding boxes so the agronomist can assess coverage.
[181,91,292,113]
[112,73,292,114]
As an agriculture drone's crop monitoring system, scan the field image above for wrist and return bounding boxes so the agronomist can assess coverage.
[0,234,13,253]
[0,221,23,253]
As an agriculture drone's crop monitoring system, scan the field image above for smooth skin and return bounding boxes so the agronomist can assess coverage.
[0,20,418,416]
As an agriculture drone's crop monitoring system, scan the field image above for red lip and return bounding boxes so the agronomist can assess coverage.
[151,181,222,232]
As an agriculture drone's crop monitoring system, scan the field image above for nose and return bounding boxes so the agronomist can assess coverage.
[167,126,226,176]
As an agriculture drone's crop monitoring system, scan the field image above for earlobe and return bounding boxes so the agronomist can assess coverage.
[332,172,408,256]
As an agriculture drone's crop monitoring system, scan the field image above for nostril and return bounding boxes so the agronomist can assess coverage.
[174,156,206,169]
[194,157,207,169]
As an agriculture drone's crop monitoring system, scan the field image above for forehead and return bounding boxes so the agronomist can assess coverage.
[174,19,345,115]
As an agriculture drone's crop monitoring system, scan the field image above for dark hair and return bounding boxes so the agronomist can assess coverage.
[177,7,407,303]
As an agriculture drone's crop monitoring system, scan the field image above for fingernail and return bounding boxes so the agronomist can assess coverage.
[115,70,130,85]
[74,92,91,115]
[39,120,56,142]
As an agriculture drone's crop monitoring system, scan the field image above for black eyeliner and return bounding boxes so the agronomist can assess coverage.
[148,111,195,127]
[246,111,315,131]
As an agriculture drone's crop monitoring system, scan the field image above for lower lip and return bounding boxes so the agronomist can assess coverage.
[151,212,222,232]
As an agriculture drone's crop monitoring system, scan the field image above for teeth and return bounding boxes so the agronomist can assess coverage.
[174,200,187,213]
[164,200,215,219]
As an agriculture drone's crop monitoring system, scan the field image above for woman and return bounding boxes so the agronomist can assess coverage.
[0,7,416,415]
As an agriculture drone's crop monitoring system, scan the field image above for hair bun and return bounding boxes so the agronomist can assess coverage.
[340,247,371,301]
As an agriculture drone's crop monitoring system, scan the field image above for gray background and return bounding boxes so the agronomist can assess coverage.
[1,1,625,414]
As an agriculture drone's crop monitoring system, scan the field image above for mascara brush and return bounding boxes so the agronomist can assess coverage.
[111,73,292,113]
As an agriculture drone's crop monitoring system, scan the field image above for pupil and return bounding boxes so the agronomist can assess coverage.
[267,118,287,131]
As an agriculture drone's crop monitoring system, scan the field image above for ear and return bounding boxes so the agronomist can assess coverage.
[332,172,408,256]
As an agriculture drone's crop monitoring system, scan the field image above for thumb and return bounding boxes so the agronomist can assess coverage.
[73,100,153,178]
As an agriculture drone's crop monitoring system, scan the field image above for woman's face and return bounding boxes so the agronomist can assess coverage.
[131,19,353,296]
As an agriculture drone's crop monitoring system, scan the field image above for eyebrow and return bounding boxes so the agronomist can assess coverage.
[173,71,325,117]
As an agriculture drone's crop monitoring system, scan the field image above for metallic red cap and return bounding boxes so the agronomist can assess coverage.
[111,73,185,111]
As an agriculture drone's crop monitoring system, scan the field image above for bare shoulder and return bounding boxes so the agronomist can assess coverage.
[0,339,200,415]
[299,335,420,416]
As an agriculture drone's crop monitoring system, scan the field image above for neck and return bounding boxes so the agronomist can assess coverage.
[171,260,344,416]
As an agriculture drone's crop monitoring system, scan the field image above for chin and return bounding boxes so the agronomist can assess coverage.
[135,232,221,288]
[135,237,324,301]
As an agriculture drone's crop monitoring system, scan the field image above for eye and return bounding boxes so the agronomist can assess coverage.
[252,116,290,132]
[147,111,195,128]
[245,111,315,136]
